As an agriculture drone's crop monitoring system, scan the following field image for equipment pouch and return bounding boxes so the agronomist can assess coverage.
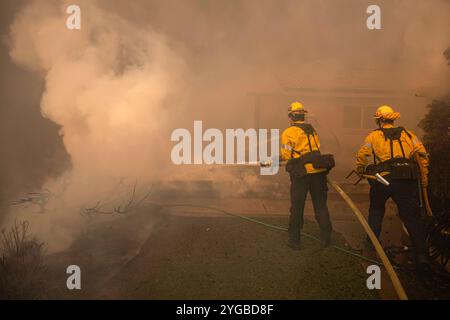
[312,154,335,170]
[286,157,307,178]
[366,159,419,180]
[384,158,419,180]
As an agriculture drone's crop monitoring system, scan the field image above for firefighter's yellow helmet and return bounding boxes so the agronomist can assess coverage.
[288,102,307,114]
[374,105,401,120]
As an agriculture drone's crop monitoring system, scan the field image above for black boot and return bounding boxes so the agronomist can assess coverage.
[365,236,377,251]
[288,225,301,250]
[320,227,332,248]
[415,254,431,276]
[288,237,301,251]
[289,241,301,251]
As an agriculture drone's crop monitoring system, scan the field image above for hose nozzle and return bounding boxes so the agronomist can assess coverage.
[375,173,390,186]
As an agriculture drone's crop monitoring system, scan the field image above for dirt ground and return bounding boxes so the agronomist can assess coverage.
[44,208,378,300]
[8,180,449,300]
[102,215,379,300]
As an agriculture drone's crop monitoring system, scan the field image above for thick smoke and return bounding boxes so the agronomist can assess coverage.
[5,0,450,251]
[7,0,187,251]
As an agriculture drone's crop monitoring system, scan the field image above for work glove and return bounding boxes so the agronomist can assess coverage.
[356,166,365,175]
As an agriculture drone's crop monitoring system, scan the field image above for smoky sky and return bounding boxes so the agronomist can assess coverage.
[0,0,68,222]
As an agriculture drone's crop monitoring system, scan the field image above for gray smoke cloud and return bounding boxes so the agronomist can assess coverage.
[4,0,450,251]
[7,0,188,251]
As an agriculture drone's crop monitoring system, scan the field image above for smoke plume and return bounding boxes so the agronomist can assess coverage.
[7,0,187,251]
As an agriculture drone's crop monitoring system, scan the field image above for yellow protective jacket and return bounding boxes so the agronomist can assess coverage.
[281,121,326,174]
[356,124,429,178]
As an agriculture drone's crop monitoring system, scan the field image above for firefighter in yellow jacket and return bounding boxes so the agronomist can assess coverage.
[356,105,429,269]
[281,102,333,250]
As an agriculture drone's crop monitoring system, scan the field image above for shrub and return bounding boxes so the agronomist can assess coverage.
[0,220,46,299]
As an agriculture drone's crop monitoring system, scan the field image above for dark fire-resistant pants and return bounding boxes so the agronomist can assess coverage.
[368,179,428,259]
[289,172,332,242]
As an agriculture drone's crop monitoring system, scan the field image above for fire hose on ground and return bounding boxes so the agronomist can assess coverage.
[326,178,408,300]
[165,176,408,300]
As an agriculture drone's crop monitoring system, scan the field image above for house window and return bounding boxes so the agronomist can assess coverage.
[342,106,375,129]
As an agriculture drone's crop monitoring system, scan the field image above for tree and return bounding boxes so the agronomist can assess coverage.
[419,99,450,201]
[418,47,450,267]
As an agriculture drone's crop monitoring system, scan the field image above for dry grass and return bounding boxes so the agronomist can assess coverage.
[0,220,46,299]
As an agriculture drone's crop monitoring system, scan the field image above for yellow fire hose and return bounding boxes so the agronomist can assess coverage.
[414,152,433,217]
[327,178,408,300]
